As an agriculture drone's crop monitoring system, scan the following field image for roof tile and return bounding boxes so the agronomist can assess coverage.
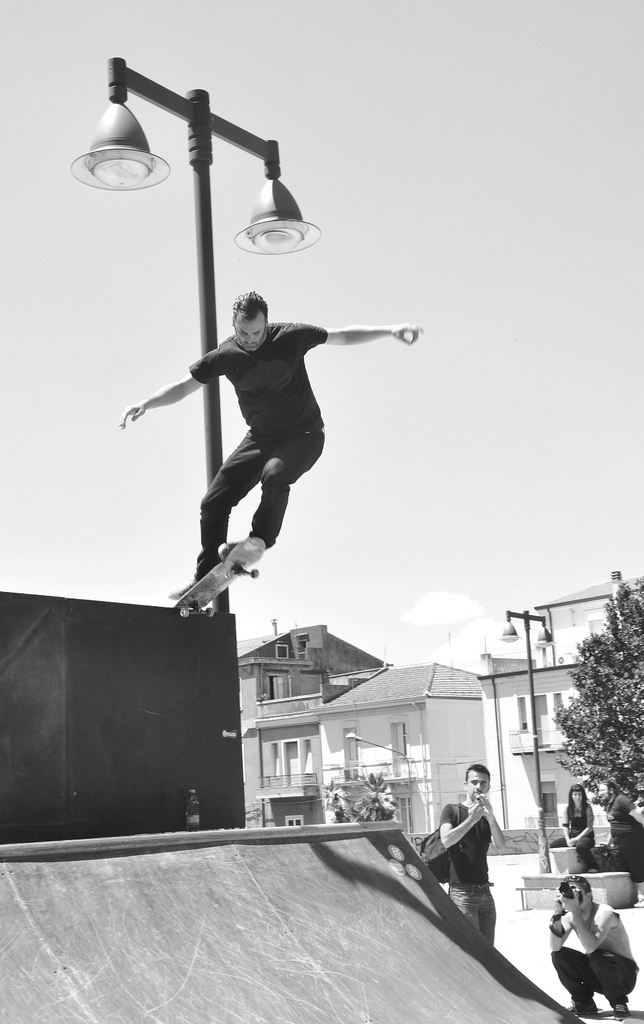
[325,662,481,706]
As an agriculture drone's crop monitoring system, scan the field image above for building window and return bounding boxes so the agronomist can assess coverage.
[276,643,289,658]
[296,632,309,659]
[267,674,291,700]
[302,739,313,776]
[391,722,409,776]
[518,696,528,731]
[391,721,408,754]
[285,816,303,826]
[267,739,314,784]
[343,728,359,781]
[397,797,411,833]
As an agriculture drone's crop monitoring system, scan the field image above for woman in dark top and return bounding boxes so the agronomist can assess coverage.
[551,784,599,872]
[598,779,644,907]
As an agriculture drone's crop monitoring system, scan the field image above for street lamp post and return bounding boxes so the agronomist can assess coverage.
[345,732,414,833]
[72,58,320,612]
[501,610,554,873]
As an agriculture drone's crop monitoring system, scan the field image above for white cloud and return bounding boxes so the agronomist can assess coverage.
[401,591,485,627]
[429,617,510,674]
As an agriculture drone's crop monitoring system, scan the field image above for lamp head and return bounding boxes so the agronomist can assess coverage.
[71,103,170,190]
[235,179,321,254]
[345,732,361,741]
[500,621,520,643]
[536,625,554,648]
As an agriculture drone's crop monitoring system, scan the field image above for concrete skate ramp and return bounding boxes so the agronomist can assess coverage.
[0,823,574,1024]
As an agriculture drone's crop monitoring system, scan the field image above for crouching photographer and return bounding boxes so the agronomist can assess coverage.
[550,875,639,1019]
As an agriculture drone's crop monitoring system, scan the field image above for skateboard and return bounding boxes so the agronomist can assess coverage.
[175,538,264,617]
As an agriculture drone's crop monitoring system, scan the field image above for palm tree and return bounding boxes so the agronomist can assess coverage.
[353,772,396,821]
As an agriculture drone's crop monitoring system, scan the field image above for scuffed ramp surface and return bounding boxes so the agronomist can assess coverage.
[0,824,573,1024]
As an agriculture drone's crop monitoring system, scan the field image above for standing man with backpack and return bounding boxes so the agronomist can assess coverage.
[439,763,505,944]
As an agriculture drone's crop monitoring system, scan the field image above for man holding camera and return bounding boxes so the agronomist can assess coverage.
[550,874,639,1018]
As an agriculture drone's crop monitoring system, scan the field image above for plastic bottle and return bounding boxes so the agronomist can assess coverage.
[186,789,200,831]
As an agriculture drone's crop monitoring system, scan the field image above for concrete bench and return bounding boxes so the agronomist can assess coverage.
[519,871,636,910]
[549,846,610,875]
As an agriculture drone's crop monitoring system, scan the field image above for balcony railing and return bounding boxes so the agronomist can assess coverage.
[259,773,318,789]
[325,759,417,785]
[509,729,564,754]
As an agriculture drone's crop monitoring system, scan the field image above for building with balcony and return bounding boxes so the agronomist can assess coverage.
[535,570,634,666]
[239,625,383,827]
[318,662,485,835]
[478,571,636,830]
[478,662,574,830]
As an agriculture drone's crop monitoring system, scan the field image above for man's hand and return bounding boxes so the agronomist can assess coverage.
[468,797,487,823]
[558,893,578,916]
[477,794,494,818]
[119,404,146,429]
[392,324,423,345]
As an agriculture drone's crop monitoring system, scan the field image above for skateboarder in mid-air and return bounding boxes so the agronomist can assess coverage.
[120,291,422,599]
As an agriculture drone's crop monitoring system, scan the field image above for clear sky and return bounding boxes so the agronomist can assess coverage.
[2,1,643,673]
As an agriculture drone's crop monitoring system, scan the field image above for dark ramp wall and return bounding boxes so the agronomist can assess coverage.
[0,592,243,842]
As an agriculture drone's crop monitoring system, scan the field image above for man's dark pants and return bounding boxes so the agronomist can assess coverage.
[197,429,325,578]
[552,947,639,1007]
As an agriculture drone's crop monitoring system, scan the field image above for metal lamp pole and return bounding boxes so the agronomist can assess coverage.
[346,733,414,833]
[72,57,320,612]
[502,610,554,873]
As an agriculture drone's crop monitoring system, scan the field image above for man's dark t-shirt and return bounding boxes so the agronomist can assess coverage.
[440,803,492,885]
[189,322,327,440]
[607,793,644,842]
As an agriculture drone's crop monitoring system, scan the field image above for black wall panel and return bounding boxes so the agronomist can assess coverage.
[0,592,243,842]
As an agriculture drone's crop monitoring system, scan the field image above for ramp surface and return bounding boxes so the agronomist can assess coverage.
[0,823,575,1024]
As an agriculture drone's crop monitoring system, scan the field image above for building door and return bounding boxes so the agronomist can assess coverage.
[391,722,408,775]
[284,741,299,781]
[541,780,558,827]
[534,694,549,746]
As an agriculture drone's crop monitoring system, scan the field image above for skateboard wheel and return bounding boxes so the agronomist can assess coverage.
[205,607,215,617]
[250,569,260,579]
[179,608,191,618]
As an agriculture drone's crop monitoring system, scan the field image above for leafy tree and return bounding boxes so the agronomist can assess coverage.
[556,579,644,800]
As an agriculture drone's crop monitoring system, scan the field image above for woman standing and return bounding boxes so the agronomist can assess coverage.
[597,779,644,907]
[551,785,599,872]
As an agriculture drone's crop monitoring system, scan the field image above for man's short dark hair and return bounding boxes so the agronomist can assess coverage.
[232,291,268,324]
[564,874,592,895]
[465,763,490,782]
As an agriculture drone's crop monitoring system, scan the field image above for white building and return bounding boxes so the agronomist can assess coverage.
[319,662,485,834]
[478,571,635,830]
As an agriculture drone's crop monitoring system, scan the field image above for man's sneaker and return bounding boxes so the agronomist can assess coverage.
[218,536,265,566]
[612,1005,630,1019]
[168,575,199,601]
[218,541,238,562]
[569,999,599,1016]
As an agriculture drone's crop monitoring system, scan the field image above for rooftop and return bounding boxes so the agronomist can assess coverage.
[322,662,481,707]
[536,575,640,609]
[237,634,277,659]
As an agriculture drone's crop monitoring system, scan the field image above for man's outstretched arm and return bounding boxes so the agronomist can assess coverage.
[119,373,203,429]
[325,323,423,346]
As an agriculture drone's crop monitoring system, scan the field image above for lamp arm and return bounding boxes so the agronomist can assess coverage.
[108,58,280,173]
[209,114,280,174]
[506,609,547,628]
